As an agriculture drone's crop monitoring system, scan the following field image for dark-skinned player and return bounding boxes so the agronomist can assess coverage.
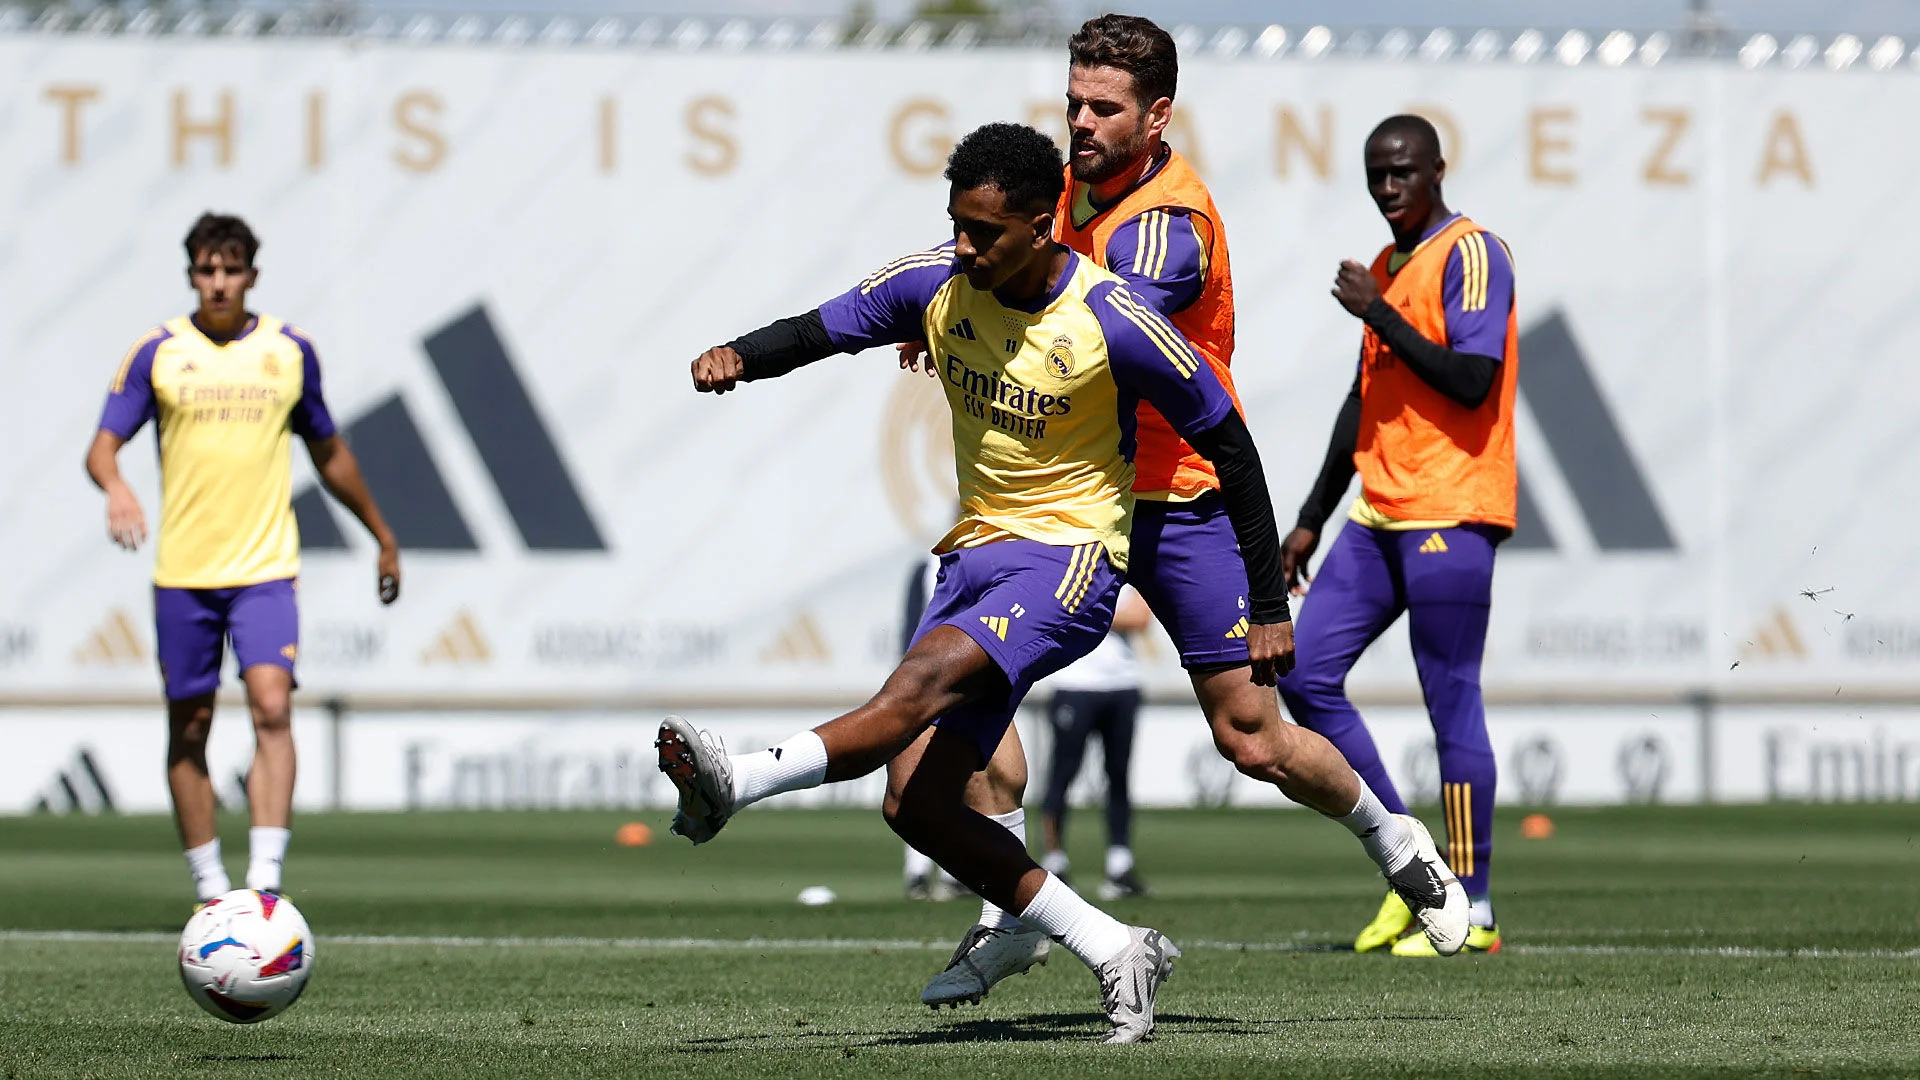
[1279,115,1519,956]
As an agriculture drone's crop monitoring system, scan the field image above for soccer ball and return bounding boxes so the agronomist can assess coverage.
[177,889,315,1023]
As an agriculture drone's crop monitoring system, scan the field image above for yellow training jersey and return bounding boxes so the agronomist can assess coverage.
[817,245,1235,572]
[98,314,339,589]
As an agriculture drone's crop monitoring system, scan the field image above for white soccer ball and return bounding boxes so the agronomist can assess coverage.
[177,889,315,1023]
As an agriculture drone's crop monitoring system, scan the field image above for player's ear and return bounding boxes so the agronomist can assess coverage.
[1433,155,1447,185]
[1146,97,1173,139]
[1032,211,1055,249]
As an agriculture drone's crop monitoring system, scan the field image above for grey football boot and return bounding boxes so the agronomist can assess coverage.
[654,716,736,844]
[1092,926,1180,1044]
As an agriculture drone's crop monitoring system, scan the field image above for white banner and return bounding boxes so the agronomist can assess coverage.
[1,37,1917,709]
[12,704,1918,813]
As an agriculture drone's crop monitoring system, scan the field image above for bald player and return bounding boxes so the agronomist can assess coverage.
[87,213,400,905]
[1280,115,1518,956]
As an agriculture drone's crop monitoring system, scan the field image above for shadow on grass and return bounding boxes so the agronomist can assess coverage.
[197,1053,299,1062]
[680,1010,1463,1051]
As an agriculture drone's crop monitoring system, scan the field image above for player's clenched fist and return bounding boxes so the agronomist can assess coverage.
[1245,621,1296,686]
[1331,259,1382,317]
[692,346,747,394]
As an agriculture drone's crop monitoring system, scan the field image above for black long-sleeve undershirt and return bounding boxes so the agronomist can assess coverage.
[1295,371,1362,534]
[1361,298,1498,409]
[1292,301,1501,533]
[727,309,840,381]
[1186,410,1290,626]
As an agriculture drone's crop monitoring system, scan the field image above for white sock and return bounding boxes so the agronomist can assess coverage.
[904,844,934,879]
[729,731,829,809]
[1469,894,1496,929]
[246,826,291,892]
[1337,780,1416,875]
[1105,844,1134,879]
[185,839,230,902]
[1041,849,1071,876]
[977,808,1027,930]
[1017,872,1132,968]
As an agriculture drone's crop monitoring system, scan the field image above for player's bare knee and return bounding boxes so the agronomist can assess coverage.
[883,786,945,847]
[250,697,292,738]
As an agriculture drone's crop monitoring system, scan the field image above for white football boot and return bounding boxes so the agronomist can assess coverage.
[920,923,1052,1007]
[1383,814,1470,956]
[654,716,736,845]
[1093,926,1180,1044]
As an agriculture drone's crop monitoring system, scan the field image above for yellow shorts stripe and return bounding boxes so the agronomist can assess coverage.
[1054,543,1088,602]
[1064,545,1101,613]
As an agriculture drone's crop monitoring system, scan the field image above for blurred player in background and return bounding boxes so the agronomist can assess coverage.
[902,15,1469,1007]
[1039,584,1151,899]
[661,122,1331,1042]
[1279,116,1517,956]
[86,213,400,905]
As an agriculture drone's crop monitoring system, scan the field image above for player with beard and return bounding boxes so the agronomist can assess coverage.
[899,16,1470,1009]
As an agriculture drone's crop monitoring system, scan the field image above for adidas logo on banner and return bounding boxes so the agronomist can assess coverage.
[1223,616,1250,640]
[73,609,147,665]
[421,611,493,665]
[760,612,832,664]
[1741,607,1808,661]
[294,304,606,554]
[1509,312,1677,553]
[1419,532,1450,554]
[34,748,116,814]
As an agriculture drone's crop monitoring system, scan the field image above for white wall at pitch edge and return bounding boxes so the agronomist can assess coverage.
[11,705,1918,813]
[0,39,1917,712]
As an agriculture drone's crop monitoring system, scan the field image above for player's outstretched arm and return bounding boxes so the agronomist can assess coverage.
[84,429,146,551]
[306,436,401,605]
[703,245,957,396]
[693,310,841,394]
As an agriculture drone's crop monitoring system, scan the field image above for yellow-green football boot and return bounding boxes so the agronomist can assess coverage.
[1391,923,1502,956]
[1354,890,1415,952]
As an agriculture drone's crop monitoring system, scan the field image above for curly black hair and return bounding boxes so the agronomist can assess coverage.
[184,212,259,266]
[943,123,1064,215]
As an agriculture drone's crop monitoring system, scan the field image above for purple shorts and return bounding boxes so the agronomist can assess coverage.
[907,538,1123,764]
[1129,492,1253,669]
[153,578,299,701]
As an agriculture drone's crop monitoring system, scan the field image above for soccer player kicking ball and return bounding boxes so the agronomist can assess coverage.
[86,213,400,906]
[1279,116,1519,956]
[900,15,1470,1007]
[664,122,1346,1044]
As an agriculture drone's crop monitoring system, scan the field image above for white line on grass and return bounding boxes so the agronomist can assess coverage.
[3,930,1916,960]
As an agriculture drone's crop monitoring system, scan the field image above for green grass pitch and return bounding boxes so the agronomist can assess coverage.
[2,804,1917,1078]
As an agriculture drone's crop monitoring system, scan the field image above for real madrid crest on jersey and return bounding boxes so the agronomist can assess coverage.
[1045,335,1075,380]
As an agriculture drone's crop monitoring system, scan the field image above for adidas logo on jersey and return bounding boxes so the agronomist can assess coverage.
[1419,532,1450,554]
[946,318,977,341]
